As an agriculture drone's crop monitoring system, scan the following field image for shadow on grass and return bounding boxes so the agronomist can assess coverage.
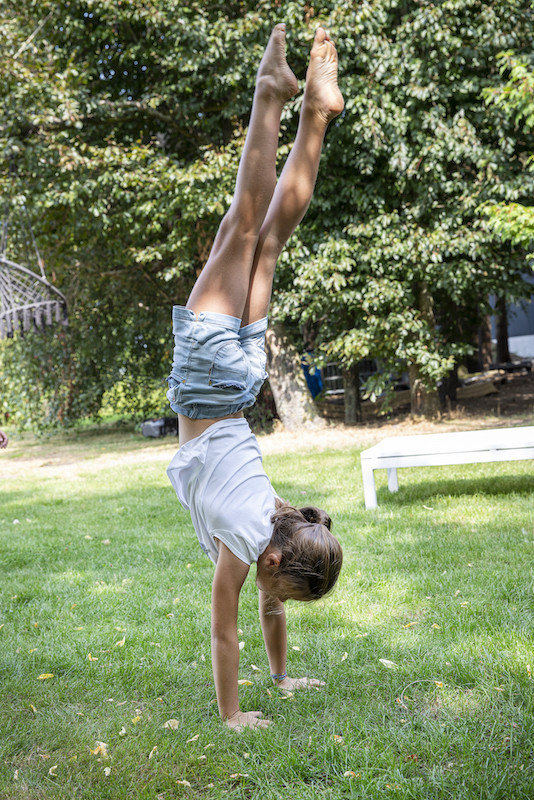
[375,471,534,508]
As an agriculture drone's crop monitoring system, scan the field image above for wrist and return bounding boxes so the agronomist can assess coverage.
[223,708,241,722]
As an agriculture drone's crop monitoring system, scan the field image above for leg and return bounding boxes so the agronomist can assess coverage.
[361,465,378,510]
[186,24,298,319]
[241,28,344,326]
[387,468,399,493]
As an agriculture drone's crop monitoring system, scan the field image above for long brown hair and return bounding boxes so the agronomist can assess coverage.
[270,499,343,601]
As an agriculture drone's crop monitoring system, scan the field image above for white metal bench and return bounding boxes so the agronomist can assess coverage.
[360,426,534,509]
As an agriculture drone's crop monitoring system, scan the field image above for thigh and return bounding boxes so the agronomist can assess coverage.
[186,213,260,319]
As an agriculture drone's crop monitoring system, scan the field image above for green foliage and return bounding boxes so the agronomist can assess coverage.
[274,0,533,407]
[482,52,534,246]
[1,0,533,426]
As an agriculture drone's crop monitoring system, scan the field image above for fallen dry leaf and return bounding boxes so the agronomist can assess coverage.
[115,637,126,647]
[163,719,180,730]
[37,673,54,680]
[104,766,112,776]
[186,734,199,743]
[48,765,58,776]
[237,679,253,686]
[341,652,348,662]
[176,780,191,787]
[148,746,158,759]
[90,742,109,758]
[379,659,399,670]
[87,653,98,662]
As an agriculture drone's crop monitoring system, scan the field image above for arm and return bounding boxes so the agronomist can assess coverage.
[211,542,270,730]
[259,589,326,692]
[259,590,287,678]
[0,430,7,449]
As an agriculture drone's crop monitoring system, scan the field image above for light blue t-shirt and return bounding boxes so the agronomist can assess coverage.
[167,418,277,565]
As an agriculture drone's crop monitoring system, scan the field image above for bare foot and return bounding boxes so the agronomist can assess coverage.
[303,27,344,123]
[256,24,299,103]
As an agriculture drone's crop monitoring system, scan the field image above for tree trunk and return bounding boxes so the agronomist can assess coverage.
[478,313,493,370]
[409,363,441,418]
[495,296,511,363]
[265,322,325,430]
[409,280,441,418]
[343,364,361,425]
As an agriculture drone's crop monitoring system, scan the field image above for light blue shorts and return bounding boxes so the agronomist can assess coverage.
[166,306,268,419]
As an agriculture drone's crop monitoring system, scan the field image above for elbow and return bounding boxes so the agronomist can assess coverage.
[211,628,238,649]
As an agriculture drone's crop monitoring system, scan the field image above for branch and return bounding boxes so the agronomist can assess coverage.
[13,11,53,60]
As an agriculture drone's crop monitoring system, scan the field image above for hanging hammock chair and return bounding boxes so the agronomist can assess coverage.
[0,203,68,339]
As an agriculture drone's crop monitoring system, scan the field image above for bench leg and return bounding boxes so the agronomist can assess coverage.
[362,466,378,509]
[387,468,398,493]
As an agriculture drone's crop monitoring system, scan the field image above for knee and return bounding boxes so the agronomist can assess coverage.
[220,208,261,245]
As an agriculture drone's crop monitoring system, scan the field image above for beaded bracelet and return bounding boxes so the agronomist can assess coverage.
[271,671,287,681]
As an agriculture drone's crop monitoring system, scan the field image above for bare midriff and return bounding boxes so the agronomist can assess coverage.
[178,411,244,446]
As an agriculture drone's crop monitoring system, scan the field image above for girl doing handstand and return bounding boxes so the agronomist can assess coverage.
[167,24,344,730]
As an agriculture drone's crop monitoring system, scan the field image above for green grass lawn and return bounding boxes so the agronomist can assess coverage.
[1,425,533,799]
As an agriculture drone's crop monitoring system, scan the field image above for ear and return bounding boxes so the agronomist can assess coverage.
[264,550,282,571]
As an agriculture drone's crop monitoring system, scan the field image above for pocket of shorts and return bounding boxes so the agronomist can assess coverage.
[209,341,249,390]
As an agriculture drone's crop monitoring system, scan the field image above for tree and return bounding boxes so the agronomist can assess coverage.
[274,0,534,416]
[1,0,313,428]
[2,0,534,429]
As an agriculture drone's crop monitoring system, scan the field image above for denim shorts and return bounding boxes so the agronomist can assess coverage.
[166,306,269,419]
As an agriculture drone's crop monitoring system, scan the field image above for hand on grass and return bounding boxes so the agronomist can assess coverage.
[275,676,325,690]
[225,710,272,731]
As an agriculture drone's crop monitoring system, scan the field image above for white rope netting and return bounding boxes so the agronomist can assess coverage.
[0,208,67,339]
[0,256,67,338]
